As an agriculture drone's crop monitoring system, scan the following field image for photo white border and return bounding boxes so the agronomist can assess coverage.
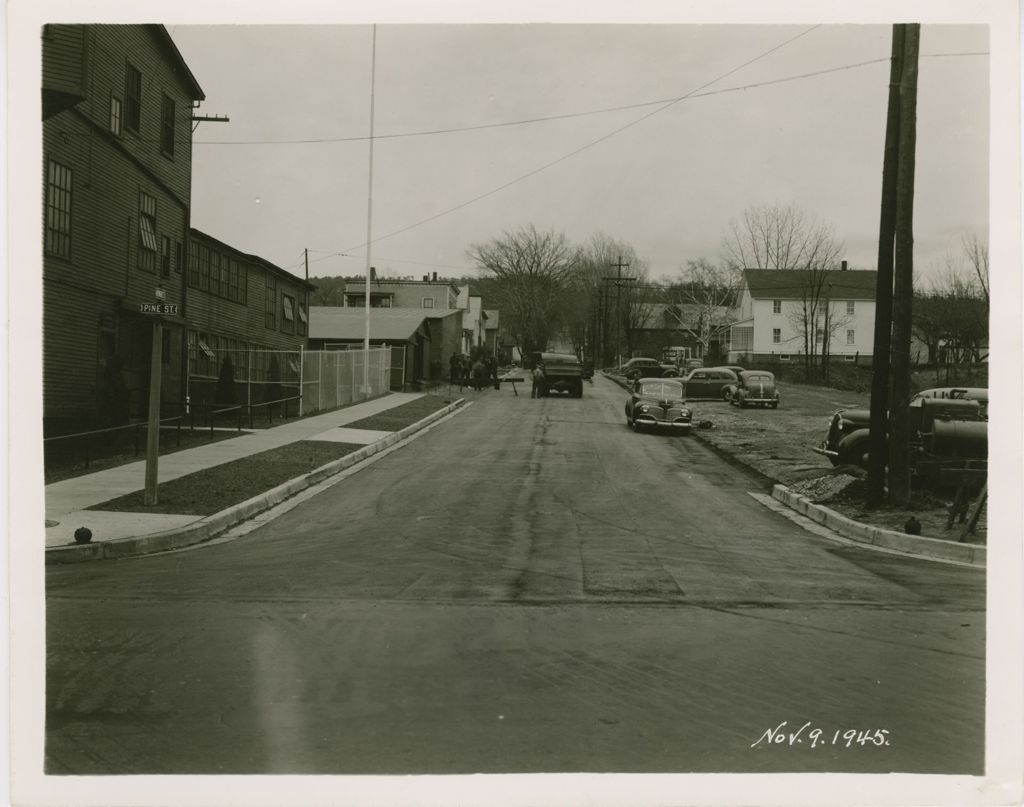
[7,1,1022,805]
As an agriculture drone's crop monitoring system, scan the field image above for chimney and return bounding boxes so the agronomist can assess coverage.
[841,260,848,271]
[423,274,429,282]
[432,271,438,281]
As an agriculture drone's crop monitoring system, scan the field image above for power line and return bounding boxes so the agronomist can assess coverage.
[339,26,824,256]
[191,51,986,147]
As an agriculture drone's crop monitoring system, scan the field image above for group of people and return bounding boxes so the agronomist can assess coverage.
[449,352,500,391]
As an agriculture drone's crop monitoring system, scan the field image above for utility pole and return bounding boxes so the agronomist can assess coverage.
[605,256,634,368]
[362,24,377,394]
[888,23,920,506]
[866,24,907,508]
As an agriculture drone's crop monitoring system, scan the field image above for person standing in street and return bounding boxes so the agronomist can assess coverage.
[471,358,485,391]
[449,352,462,388]
[531,362,545,398]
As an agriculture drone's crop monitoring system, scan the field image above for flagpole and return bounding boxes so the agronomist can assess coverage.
[363,23,377,393]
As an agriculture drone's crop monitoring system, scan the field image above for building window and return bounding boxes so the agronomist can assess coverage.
[297,302,308,336]
[422,297,435,309]
[175,241,182,274]
[125,63,142,133]
[282,294,296,334]
[138,192,157,271]
[847,329,856,345]
[265,275,277,329]
[772,328,781,344]
[109,96,122,136]
[778,354,791,362]
[200,245,211,290]
[189,242,200,286]
[846,301,855,316]
[160,94,175,157]
[44,159,72,258]
[815,327,824,343]
[772,299,781,314]
[161,235,171,278]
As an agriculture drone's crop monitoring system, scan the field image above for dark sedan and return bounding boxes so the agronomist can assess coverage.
[625,378,693,433]
[681,367,738,400]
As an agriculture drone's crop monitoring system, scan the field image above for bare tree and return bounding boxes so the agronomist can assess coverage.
[723,203,844,376]
[467,224,577,362]
[961,233,989,304]
[664,258,738,361]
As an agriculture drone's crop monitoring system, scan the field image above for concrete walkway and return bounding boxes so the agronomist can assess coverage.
[45,392,427,548]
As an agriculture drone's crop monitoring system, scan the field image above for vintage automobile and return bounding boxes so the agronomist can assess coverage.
[619,357,679,381]
[681,367,739,400]
[727,370,780,408]
[536,351,585,398]
[910,387,988,418]
[624,377,693,433]
[815,396,987,470]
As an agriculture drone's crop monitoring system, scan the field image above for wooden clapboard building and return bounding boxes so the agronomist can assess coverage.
[186,229,315,408]
[42,24,204,429]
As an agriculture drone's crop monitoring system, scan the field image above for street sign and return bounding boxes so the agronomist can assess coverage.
[140,302,179,315]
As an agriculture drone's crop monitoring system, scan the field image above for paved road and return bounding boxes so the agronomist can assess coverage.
[45,376,985,774]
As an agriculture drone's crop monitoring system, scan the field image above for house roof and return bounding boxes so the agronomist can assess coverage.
[742,268,878,300]
[153,26,205,101]
[309,307,431,342]
[191,228,317,290]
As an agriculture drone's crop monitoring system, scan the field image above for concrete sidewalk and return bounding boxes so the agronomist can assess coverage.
[45,392,429,550]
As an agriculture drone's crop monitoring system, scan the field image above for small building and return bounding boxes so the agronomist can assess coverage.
[343,274,460,311]
[728,267,877,364]
[457,285,487,353]
[185,229,316,408]
[309,307,431,389]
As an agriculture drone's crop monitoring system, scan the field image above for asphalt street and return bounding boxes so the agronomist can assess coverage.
[45,376,986,774]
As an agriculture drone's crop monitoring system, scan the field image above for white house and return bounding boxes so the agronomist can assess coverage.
[457,285,488,353]
[728,267,877,364]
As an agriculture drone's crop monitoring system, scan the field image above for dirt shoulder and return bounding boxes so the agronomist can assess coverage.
[610,374,984,543]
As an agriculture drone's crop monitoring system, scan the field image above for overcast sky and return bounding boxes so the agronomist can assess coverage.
[167,22,989,285]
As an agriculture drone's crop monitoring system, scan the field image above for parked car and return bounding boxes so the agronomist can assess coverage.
[624,377,693,433]
[682,358,704,373]
[911,387,988,418]
[681,367,739,400]
[727,370,780,408]
[815,396,986,471]
[619,357,678,381]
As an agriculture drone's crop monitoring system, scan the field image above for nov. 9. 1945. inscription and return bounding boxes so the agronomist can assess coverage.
[751,721,891,749]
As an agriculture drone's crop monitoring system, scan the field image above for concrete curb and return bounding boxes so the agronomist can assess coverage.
[607,370,986,567]
[772,484,986,567]
[46,399,467,564]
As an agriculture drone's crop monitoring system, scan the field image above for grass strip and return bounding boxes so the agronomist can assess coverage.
[86,440,364,516]
[344,394,452,432]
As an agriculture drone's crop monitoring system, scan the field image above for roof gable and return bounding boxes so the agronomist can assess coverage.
[742,268,878,300]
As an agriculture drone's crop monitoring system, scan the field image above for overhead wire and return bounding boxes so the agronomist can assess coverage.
[191,51,987,147]
[337,25,824,256]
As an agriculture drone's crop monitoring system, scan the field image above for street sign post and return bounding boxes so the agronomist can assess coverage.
[139,302,173,505]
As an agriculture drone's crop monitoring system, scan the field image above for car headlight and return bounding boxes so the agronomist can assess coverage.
[639,405,650,413]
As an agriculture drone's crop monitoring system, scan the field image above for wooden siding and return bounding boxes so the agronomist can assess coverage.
[187,232,312,353]
[41,25,87,104]
[42,25,198,423]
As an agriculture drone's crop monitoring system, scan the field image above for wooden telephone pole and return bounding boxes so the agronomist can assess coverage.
[867,23,919,507]
[605,256,634,367]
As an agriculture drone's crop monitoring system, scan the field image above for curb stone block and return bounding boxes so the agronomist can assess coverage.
[46,399,466,564]
[772,484,984,567]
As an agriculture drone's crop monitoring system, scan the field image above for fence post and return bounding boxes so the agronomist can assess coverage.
[237,406,242,431]
[134,423,140,457]
[210,405,214,439]
[84,433,91,470]
[299,346,305,417]
[176,417,181,447]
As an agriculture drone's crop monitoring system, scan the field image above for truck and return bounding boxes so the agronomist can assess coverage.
[814,396,987,480]
[536,352,585,398]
